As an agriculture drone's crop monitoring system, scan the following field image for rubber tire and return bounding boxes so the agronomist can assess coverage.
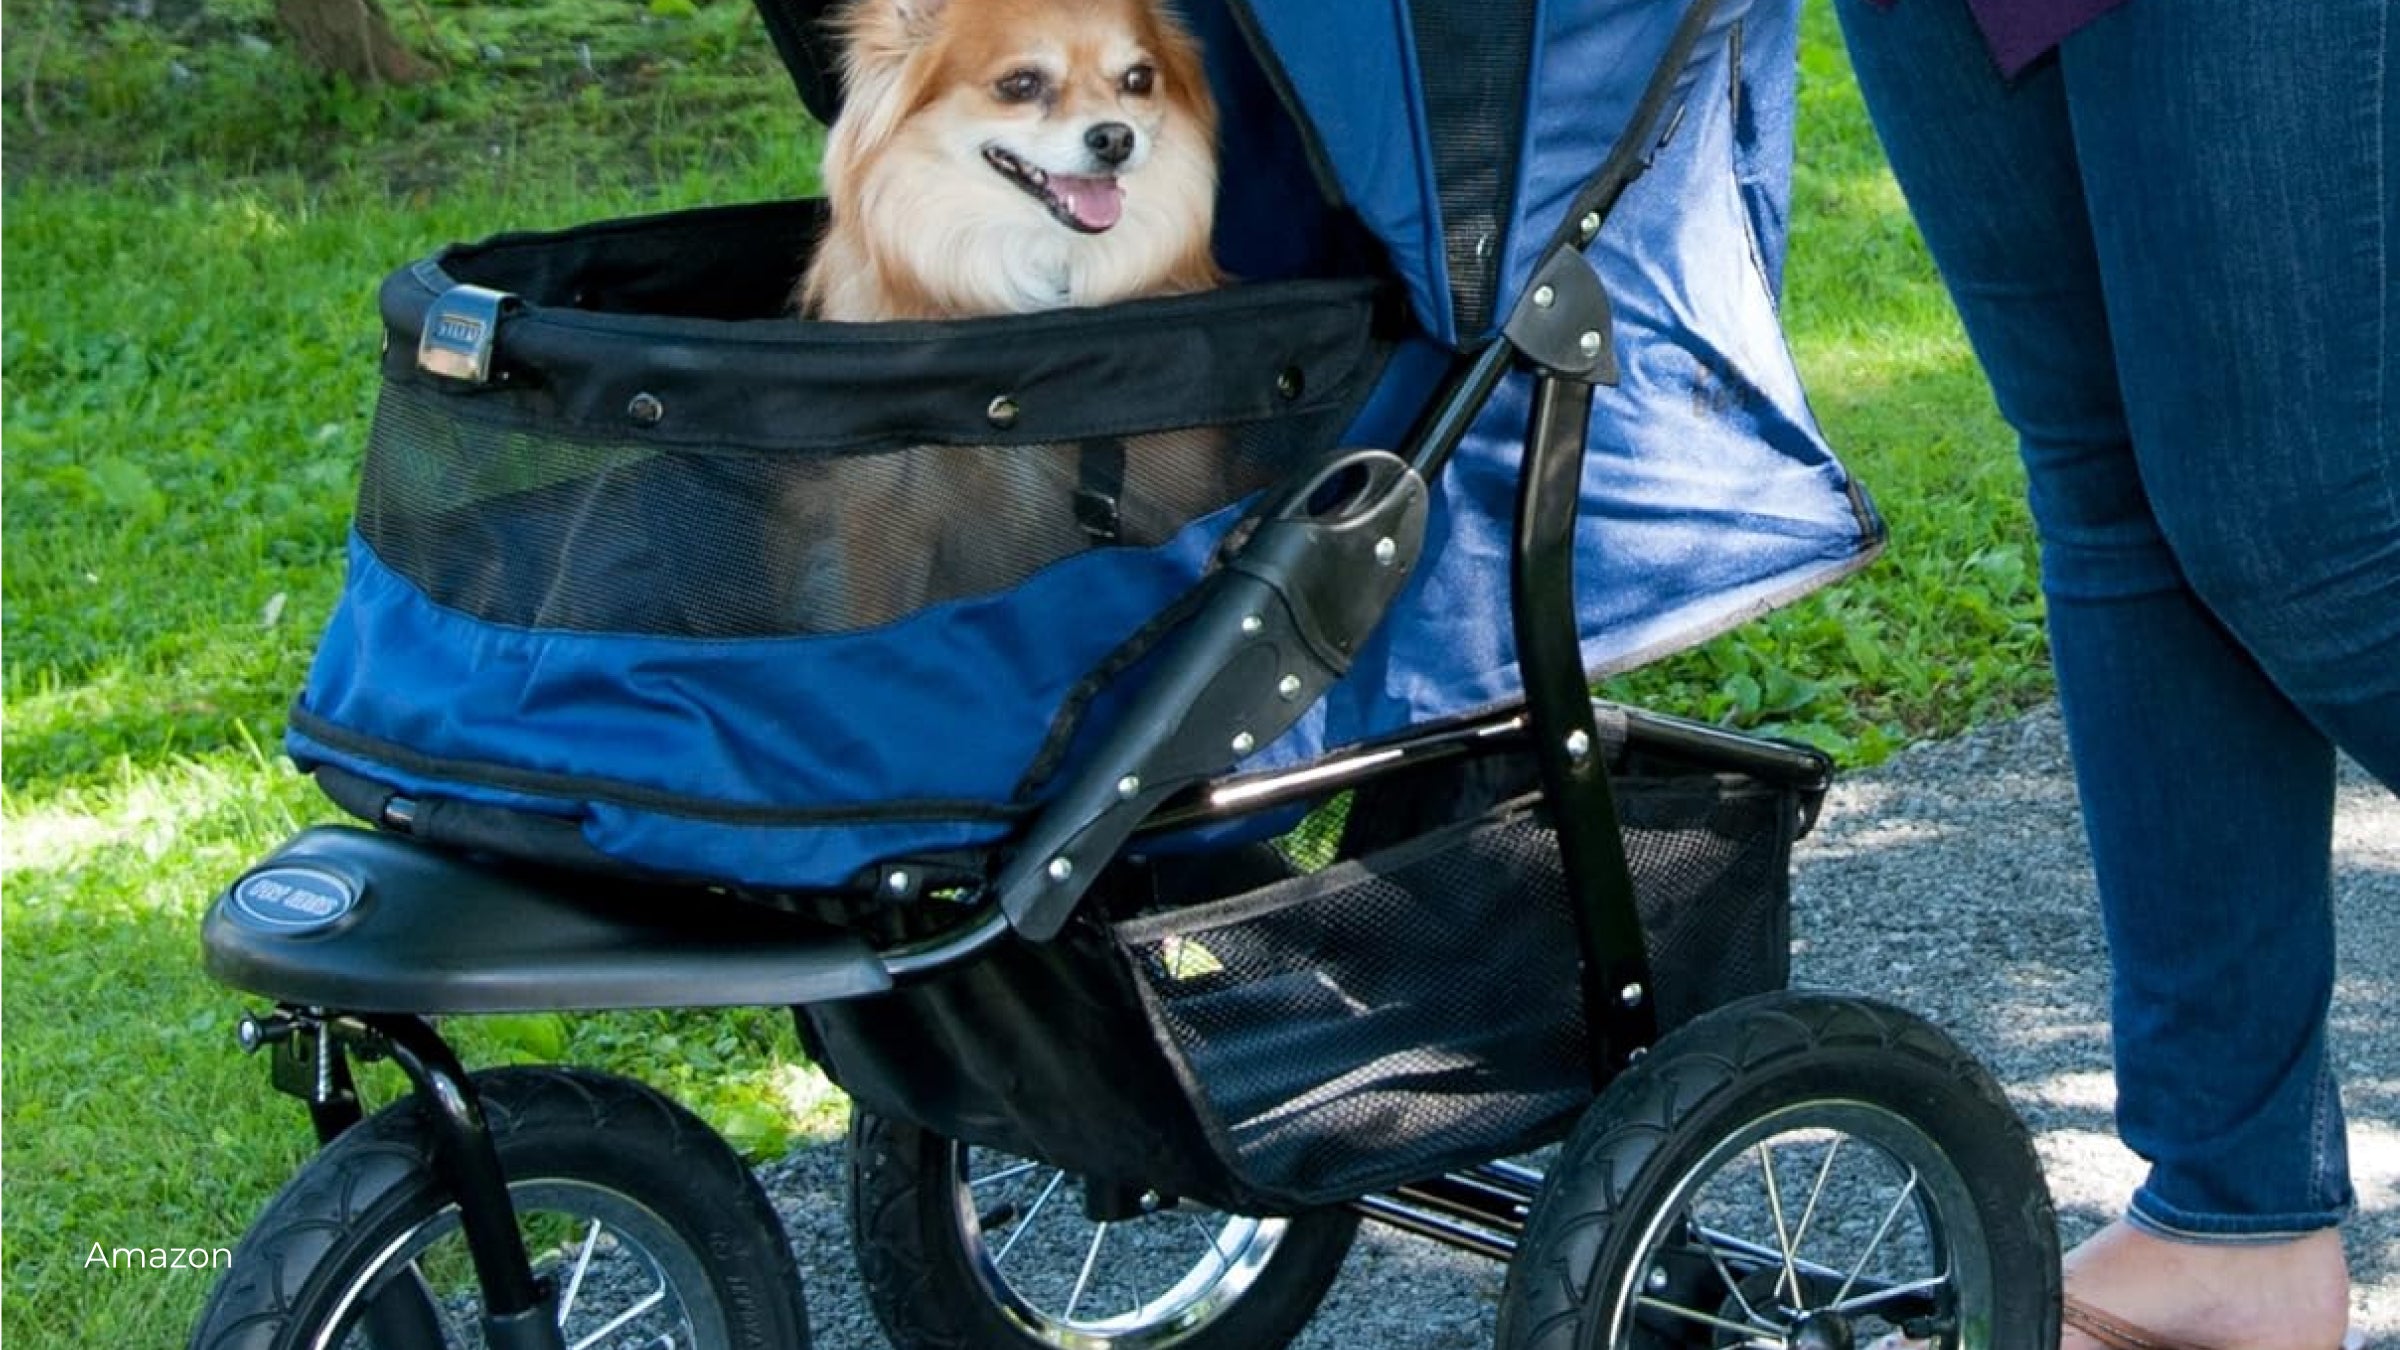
[190,1066,811,1350]
[848,1109,1361,1350]
[1497,991,2061,1350]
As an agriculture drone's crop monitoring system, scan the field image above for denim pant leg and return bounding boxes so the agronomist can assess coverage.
[1832,0,2371,1237]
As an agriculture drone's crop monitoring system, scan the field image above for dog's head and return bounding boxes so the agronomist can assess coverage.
[809,0,1221,318]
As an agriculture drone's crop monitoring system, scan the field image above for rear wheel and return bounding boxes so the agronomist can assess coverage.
[1497,992,2059,1350]
[848,1109,1359,1349]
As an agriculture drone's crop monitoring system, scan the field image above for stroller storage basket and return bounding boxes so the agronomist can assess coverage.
[1119,772,1798,1206]
[287,201,1394,890]
[804,755,1802,1212]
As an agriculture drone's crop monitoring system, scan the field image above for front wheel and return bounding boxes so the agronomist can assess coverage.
[848,1109,1360,1349]
[190,1066,812,1350]
[1497,992,2060,1350]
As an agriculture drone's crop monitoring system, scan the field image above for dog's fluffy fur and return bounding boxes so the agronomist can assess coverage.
[799,0,1222,320]
[785,0,1234,630]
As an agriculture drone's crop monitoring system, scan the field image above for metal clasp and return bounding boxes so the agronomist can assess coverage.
[417,284,516,384]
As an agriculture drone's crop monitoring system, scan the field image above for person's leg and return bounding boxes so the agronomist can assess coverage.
[2052,0,2396,1256]
[1831,0,2365,1342]
[2060,0,2400,792]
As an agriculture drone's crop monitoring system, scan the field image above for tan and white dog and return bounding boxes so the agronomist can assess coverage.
[799,0,1222,320]
[786,0,1234,630]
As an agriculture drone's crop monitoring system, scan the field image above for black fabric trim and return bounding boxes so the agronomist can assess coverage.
[1010,577,1221,804]
[289,703,1029,829]
[383,200,1394,458]
[748,0,844,124]
[1221,1,1349,211]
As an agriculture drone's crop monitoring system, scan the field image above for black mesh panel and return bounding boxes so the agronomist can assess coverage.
[1409,0,1533,334]
[1117,775,1794,1204]
[358,382,1349,636]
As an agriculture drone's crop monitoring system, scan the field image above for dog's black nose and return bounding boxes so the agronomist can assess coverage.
[1085,122,1136,166]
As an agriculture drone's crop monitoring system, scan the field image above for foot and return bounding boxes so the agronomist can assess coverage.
[2059,1220,2351,1350]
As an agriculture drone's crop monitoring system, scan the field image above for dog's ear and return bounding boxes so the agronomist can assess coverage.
[823,0,945,182]
[837,0,947,58]
[888,0,950,36]
[1146,3,1216,141]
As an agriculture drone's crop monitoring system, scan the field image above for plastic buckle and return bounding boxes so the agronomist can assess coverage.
[417,284,515,384]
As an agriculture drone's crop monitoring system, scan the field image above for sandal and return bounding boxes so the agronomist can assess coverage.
[2063,1296,2368,1350]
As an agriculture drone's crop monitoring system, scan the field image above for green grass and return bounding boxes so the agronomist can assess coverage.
[1,0,2043,1342]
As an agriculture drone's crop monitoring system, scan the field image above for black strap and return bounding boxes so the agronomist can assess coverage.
[1073,437,1128,545]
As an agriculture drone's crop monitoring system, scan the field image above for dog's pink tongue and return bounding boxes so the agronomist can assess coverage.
[1052,175,1124,231]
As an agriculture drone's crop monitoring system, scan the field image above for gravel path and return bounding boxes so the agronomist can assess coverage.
[761,707,2399,1347]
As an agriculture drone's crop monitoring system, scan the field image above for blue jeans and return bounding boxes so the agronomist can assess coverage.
[1832,0,2398,1239]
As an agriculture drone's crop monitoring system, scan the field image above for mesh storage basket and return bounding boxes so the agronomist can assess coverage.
[1115,772,1798,1205]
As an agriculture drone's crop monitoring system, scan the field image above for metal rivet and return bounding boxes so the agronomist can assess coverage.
[1240,614,1264,635]
[986,395,1020,428]
[1116,774,1142,800]
[1579,211,1601,240]
[1532,284,1556,309]
[1275,366,1305,400]
[1578,331,1603,358]
[1140,1190,1164,1213]
[1231,731,1256,755]
[627,392,665,425]
[1620,983,1646,1007]
[1373,537,1398,566]
[1046,856,1073,883]
[1646,1266,1670,1292]
[1277,674,1302,700]
[236,1017,263,1053]
[1565,729,1592,762]
[885,870,912,897]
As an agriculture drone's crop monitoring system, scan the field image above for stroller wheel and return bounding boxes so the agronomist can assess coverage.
[189,1066,810,1350]
[849,1110,1358,1349]
[1496,992,2060,1350]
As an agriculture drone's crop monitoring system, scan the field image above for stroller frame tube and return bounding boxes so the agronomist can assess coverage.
[1513,373,1659,1073]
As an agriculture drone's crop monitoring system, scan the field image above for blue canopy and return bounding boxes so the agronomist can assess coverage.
[1195,0,1880,772]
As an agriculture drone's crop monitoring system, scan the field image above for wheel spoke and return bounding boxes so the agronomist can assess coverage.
[1691,1225,1775,1327]
[1064,1221,1110,1322]
[553,1218,603,1330]
[969,1159,1042,1190]
[1755,1140,1805,1307]
[991,1168,1067,1270]
[1833,1165,1922,1308]
[1788,1135,1843,1265]
[1693,1226,1852,1286]
[566,1287,667,1350]
[1635,1291,1785,1343]
[1826,1272,1953,1317]
[1188,1213,1233,1270]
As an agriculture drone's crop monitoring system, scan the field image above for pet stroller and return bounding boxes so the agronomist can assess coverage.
[192,0,2063,1345]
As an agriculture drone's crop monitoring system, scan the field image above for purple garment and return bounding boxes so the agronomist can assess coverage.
[1874,0,2139,76]
[1970,0,2136,73]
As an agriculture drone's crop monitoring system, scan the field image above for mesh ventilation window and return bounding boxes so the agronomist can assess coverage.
[1409,0,1532,335]
[358,381,1350,636]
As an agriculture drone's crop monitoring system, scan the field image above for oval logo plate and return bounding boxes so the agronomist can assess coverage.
[228,865,360,934]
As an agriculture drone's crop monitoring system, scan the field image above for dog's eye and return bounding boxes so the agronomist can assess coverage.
[995,69,1047,103]
[1122,64,1156,96]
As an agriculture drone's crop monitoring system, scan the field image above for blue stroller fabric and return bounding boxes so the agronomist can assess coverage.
[288,0,1878,889]
[1227,0,1878,778]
